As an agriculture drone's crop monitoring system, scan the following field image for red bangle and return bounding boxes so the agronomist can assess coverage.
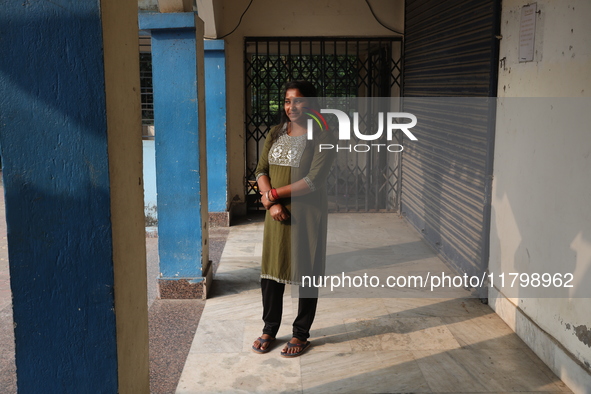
[270,188,279,201]
[265,191,277,207]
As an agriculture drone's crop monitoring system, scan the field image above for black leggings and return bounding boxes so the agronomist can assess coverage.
[261,278,318,341]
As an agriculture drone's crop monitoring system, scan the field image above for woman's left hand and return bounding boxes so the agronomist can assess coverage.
[269,204,289,222]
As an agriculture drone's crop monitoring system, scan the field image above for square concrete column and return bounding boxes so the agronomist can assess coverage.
[0,0,149,392]
[139,12,210,299]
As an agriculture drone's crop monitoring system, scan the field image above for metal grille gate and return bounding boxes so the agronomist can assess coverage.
[402,0,500,282]
[244,37,403,212]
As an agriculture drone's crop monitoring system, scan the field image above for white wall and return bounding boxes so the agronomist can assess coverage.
[138,0,158,11]
[219,0,404,215]
[491,0,591,391]
[497,0,591,97]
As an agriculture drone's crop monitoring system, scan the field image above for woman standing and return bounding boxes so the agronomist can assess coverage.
[252,80,335,357]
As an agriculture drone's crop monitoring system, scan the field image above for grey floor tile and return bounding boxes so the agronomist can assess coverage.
[343,316,460,352]
[307,318,352,352]
[441,313,528,349]
[300,351,431,393]
[189,319,245,354]
[413,348,571,393]
[382,297,492,318]
[177,352,302,393]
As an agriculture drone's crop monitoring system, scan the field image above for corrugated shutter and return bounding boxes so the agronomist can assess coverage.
[402,0,500,281]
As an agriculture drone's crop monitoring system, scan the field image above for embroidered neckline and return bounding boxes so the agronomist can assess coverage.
[268,125,307,168]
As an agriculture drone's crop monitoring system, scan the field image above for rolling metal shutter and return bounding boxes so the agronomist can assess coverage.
[402,0,501,282]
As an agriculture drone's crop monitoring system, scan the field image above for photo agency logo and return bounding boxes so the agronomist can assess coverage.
[305,108,418,152]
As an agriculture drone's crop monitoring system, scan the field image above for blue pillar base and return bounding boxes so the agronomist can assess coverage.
[209,211,230,227]
[158,278,204,299]
[158,259,212,299]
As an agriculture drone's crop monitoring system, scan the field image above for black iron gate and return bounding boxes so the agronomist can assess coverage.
[244,37,403,212]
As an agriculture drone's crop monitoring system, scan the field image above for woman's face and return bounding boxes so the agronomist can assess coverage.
[284,88,310,126]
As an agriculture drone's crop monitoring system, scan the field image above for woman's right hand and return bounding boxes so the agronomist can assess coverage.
[269,203,289,222]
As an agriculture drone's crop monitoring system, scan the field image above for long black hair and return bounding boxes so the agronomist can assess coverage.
[268,80,320,145]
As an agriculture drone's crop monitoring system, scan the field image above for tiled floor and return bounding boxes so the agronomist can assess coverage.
[0,186,575,393]
[176,213,572,393]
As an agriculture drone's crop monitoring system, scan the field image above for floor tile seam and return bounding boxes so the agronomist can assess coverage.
[411,347,569,393]
[310,323,354,353]
[197,312,262,321]
[299,349,419,360]
[384,312,482,320]
[205,288,261,296]
[226,231,263,236]
[202,297,261,306]
[381,306,495,319]
[299,350,431,393]
[219,226,262,249]
[518,345,576,392]
[218,253,258,259]
[223,237,263,243]
[340,317,468,352]
[197,308,266,323]
[215,261,260,269]
[217,246,261,256]
[413,347,547,355]
[222,238,259,244]
[311,317,355,342]
[213,268,259,277]
[205,298,262,306]
[219,241,260,247]
[214,266,260,272]
[241,321,256,355]
[187,350,300,357]
[410,348,479,393]
[191,318,252,323]
[217,256,261,261]
[452,342,531,351]
[224,233,263,243]
[340,310,401,350]
[438,317,533,350]
[213,255,262,264]
[319,298,388,320]
[201,292,261,302]
[291,354,304,394]
[197,317,261,324]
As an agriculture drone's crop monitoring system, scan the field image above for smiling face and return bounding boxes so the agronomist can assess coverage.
[284,88,310,126]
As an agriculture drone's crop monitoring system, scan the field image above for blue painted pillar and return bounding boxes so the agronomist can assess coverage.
[0,1,138,392]
[139,13,210,298]
[204,40,229,226]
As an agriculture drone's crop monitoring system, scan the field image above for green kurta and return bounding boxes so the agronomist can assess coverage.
[255,124,336,285]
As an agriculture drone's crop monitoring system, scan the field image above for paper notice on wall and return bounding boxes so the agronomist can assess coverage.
[519,3,537,62]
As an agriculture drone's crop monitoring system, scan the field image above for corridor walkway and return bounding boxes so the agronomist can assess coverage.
[0,176,16,392]
[176,213,571,393]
